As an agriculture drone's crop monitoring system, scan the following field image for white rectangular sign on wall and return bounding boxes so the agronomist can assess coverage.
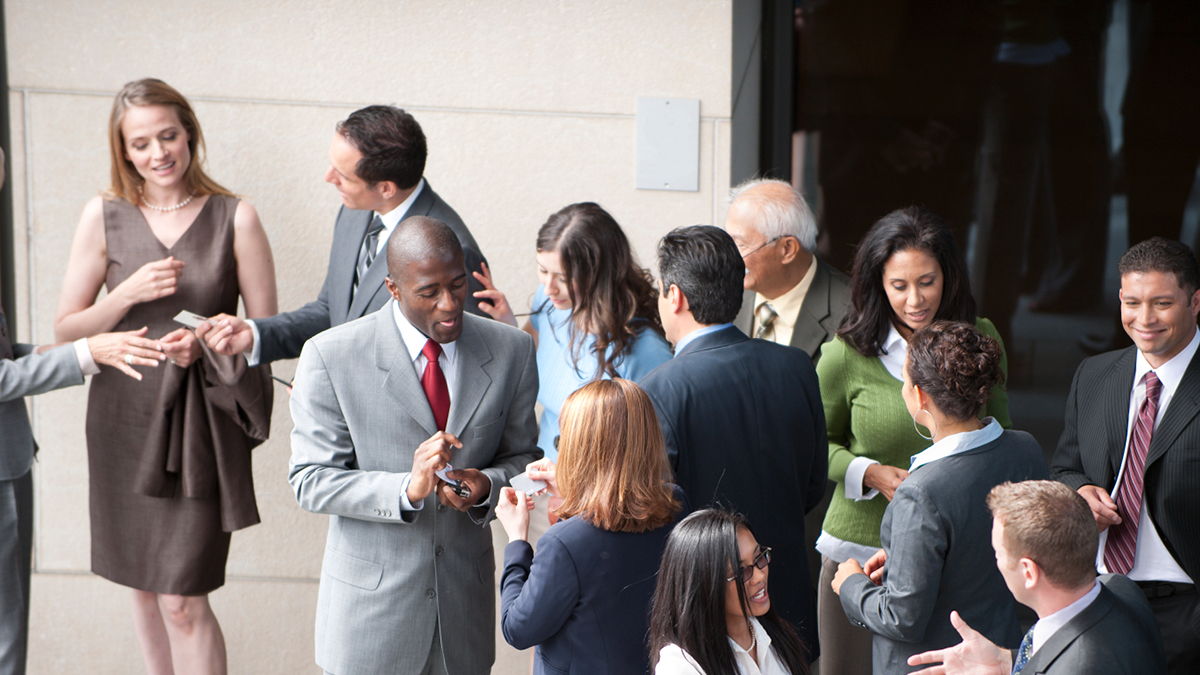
[636,97,700,192]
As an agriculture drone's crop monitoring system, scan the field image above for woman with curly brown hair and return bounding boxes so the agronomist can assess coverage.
[829,321,1047,673]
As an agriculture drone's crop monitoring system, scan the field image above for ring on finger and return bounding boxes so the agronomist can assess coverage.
[124,354,134,366]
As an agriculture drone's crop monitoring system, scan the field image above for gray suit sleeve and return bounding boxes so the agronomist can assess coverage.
[840,483,946,643]
[287,340,416,524]
[0,343,85,402]
[473,332,541,524]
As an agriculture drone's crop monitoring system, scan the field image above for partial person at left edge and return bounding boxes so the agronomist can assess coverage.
[199,105,490,366]
[0,145,170,675]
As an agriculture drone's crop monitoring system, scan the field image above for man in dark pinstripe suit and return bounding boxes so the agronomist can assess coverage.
[1051,237,1200,675]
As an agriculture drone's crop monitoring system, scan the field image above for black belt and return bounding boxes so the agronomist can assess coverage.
[1136,580,1197,599]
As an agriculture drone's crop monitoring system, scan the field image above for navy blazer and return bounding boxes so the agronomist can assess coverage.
[638,325,828,659]
[500,486,688,675]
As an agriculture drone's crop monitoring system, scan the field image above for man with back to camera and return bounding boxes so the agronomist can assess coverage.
[638,225,828,662]
[907,480,1166,675]
[1050,237,1200,675]
[198,105,489,365]
[727,177,850,364]
[287,216,539,675]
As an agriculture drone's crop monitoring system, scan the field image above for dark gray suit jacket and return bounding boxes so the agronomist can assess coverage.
[639,325,827,659]
[255,181,488,364]
[1051,345,1200,583]
[1021,574,1166,674]
[839,429,1048,673]
[734,257,851,364]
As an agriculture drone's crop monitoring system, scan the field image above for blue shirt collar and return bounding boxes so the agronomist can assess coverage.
[673,323,735,355]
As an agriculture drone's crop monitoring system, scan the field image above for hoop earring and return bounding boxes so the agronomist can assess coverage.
[912,408,937,441]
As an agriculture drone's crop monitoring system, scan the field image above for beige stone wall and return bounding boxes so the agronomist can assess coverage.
[6,1,732,672]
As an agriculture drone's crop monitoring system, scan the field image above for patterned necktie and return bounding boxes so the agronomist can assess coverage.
[1011,624,1036,675]
[421,339,451,432]
[1104,370,1162,575]
[354,215,386,292]
[755,301,778,340]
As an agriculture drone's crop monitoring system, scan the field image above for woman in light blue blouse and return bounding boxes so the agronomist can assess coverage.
[474,202,672,461]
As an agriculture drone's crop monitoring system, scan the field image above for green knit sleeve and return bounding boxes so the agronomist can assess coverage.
[817,337,856,484]
[977,317,1012,429]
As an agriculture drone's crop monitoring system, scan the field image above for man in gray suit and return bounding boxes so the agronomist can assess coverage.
[907,480,1166,675]
[0,315,163,675]
[727,178,850,364]
[288,216,539,675]
[200,105,489,365]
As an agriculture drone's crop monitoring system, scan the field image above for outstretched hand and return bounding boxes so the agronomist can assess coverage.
[471,262,519,327]
[907,611,1011,675]
[196,313,254,356]
[87,327,165,380]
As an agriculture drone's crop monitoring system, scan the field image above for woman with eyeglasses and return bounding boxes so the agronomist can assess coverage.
[496,378,686,674]
[650,509,810,675]
[830,321,1046,673]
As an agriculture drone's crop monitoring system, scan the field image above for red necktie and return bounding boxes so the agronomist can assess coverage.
[1104,371,1161,575]
[421,339,451,431]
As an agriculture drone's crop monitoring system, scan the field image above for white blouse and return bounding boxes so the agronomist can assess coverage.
[654,618,793,675]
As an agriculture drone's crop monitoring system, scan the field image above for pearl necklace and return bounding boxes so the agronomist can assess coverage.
[141,188,196,212]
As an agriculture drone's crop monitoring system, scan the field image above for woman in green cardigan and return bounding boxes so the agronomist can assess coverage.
[813,206,1010,675]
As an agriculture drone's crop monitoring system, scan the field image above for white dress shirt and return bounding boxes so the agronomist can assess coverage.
[1031,580,1101,656]
[244,179,427,366]
[392,299,458,512]
[1096,329,1198,584]
[752,259,817,345]
[654,618,793,675]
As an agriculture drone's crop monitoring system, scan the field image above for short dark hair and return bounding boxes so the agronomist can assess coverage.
[1118,237,1200,294]
[987,481,1098,591]
[336,105,427,190]
[649,509,810,675]
[838,206,977,358]
[907,321,1005,421]
[656,226,745,325]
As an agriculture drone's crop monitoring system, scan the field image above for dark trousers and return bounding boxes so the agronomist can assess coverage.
[1145,585,1200,675]
[0,470,33,675]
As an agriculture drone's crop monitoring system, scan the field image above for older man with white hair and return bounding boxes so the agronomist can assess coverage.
[726,178,850,364]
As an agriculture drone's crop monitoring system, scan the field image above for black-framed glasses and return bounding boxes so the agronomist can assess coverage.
[727,547,771,583]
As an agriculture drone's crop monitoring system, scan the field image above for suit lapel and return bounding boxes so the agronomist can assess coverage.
[332,208,373,323]
[1103,349,1138,481]
[445,317,493,437]
[1025,585,1114,674]
[791,261,832,355]
[375,310,438,435]
[347,254,389,319]
[1146,348,1200,466]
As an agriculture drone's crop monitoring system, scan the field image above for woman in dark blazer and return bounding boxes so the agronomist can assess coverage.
[830,321,1047,673]
[496,378,687,674]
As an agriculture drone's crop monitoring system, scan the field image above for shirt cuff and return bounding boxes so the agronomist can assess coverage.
[75,338,101,376]
[398,474,424,512]
[245,320,262,367]
[846,457,881,501]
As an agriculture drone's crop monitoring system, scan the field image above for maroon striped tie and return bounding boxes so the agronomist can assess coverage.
[1104,371,1161,575]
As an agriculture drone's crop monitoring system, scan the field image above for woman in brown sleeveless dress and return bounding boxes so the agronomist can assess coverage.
[53,79,277,675]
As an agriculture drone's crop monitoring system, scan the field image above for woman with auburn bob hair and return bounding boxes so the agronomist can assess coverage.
[496,378,687,675]
[650,509,810,675]
[53,78,277,675]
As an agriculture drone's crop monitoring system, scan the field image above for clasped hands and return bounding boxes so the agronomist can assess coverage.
[406,431,491,512]
[831,547,887,595]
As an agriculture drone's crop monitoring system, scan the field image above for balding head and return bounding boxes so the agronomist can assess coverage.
[384,216,468,343]
[387,216,465,281]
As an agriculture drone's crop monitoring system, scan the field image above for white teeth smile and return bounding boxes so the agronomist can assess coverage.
[752,589,766,600]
